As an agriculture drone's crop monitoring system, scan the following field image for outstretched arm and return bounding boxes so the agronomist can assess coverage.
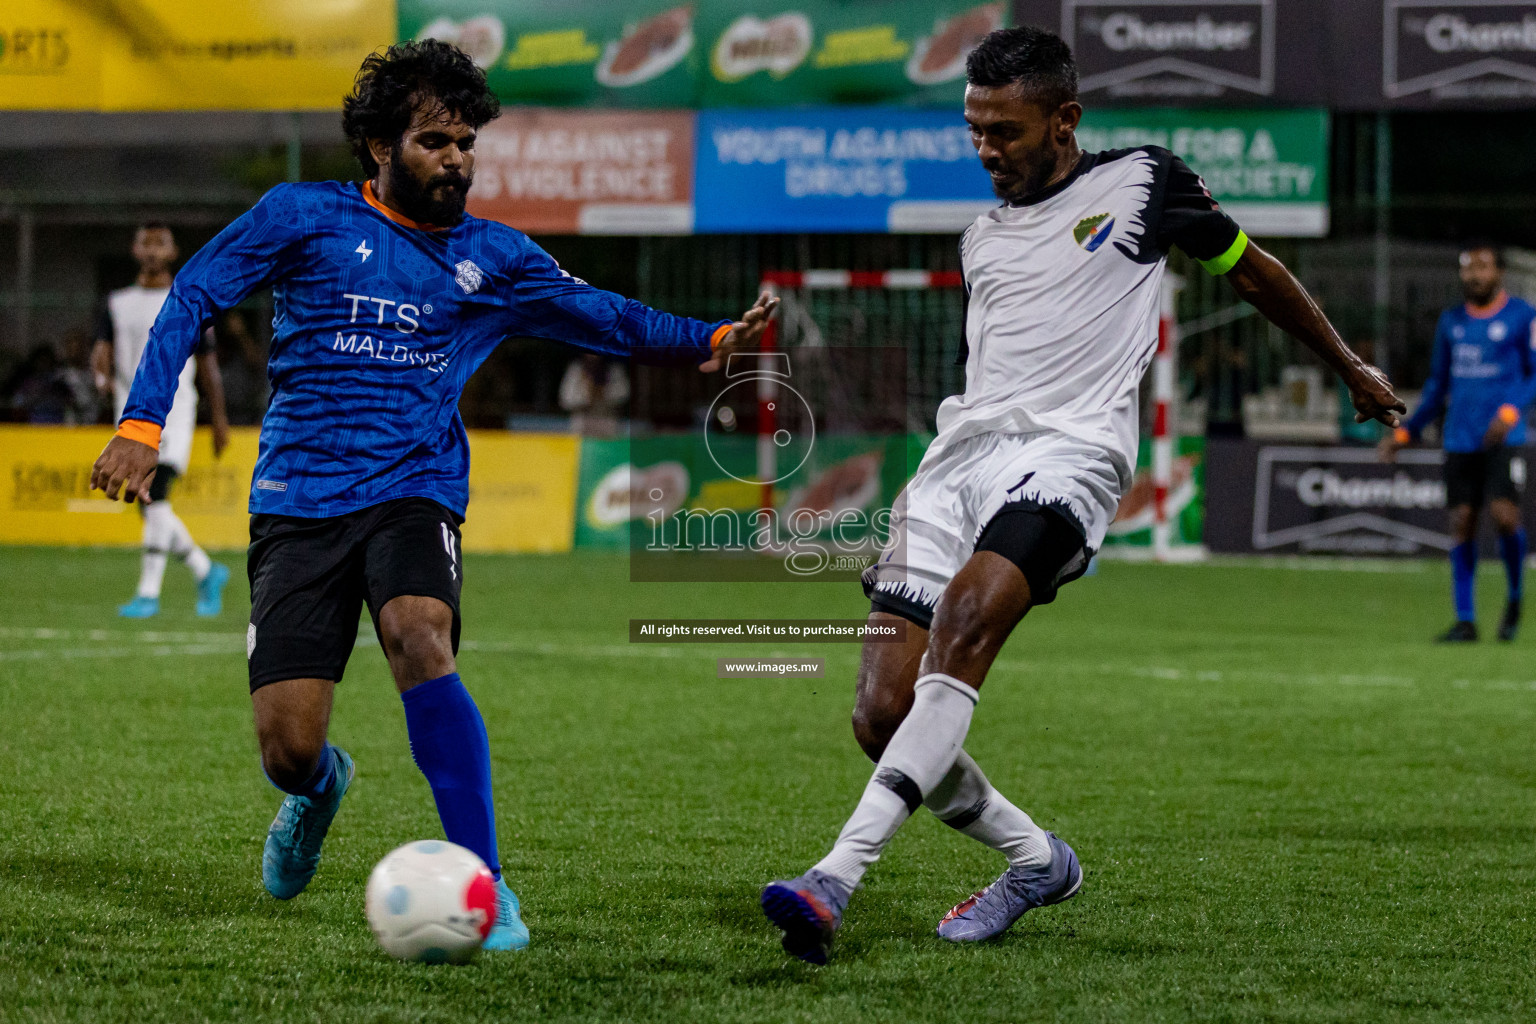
[1225,242,1405,427]
[92,185,300,502]
[494,239,777,368]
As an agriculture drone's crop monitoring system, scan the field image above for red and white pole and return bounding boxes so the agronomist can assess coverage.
[1152,277,1180,561]
[757,279,779,512]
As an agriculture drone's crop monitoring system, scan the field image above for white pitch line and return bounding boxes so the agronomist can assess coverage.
[4,632,1532,693]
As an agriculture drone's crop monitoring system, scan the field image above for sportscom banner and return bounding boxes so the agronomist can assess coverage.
[1204,439,1536,556]
[0,0,390,111]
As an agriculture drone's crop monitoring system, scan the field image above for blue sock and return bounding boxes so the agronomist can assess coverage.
[1499,529,1527,602]
[266,741,337,798]
[401,672,502,881]
[1451,541,1478,624]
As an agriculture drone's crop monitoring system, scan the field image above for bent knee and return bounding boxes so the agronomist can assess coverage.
[851,701,904,761]
[259,733,325,791]
[378,602,454,678]
[923,618,1008,678]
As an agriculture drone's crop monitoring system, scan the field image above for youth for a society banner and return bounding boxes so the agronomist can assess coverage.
[1077,108,1330,237]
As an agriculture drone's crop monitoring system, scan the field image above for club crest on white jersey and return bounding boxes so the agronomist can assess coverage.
[1073,213,1115,253]
[455,259,484,295]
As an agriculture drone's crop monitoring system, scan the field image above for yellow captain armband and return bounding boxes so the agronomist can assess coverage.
[1198,230,1249,276]
[116,419,162,450]
[1499,404,1520,426]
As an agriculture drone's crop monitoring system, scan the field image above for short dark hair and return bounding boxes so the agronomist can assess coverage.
[342,39,501,178]
[136,220,172,235]
[1461,239,1506,268]
[965,26,1078,110]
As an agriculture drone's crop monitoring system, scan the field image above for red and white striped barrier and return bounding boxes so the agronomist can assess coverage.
[760,270,965,290]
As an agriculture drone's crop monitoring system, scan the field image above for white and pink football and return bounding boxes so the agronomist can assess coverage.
[365,840,497,963]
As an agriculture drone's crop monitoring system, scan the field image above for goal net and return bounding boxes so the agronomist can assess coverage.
[760,270,1203,562]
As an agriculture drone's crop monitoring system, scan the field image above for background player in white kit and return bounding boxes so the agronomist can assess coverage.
[760,27,1407,964]
[91,221,232,618]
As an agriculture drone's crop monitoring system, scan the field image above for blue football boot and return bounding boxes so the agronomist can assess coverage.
[262,748,355,900]
[761,869,853,965]
[118,596,160,618]
[195,562,231,617]
[936,831,1082,942]
[482,878,530,951]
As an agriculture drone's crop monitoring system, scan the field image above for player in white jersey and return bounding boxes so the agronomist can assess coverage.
[91,221,232,618]
[760,27,1406,964]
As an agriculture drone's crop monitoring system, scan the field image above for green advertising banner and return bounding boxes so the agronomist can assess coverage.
[573,434,912,562]
[1077,109,1330,238]
[1100,436,1206,552]
[697,0,1006,107]
[397,0,701,107]
[398,0,1006,107]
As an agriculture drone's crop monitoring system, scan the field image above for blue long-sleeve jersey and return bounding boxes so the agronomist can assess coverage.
[122,181,726,517]
[1401,294,1536,453]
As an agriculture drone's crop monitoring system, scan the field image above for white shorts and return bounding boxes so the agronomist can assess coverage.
[862,430,1123,625]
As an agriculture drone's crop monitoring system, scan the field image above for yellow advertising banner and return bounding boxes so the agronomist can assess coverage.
[0,426,578,553]
[1,0,395,111]
[0,0,103,109]
[462,431,579,554]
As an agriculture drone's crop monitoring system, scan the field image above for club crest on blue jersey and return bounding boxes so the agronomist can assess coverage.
[1073,213,1115,253]
[455,260,484,295]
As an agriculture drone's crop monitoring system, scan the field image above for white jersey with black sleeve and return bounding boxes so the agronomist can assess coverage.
[940,145,1249,486]
[861,147,1248,626]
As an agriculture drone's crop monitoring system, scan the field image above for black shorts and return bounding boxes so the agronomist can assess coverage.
[246,497,463,692]
[147,464,179,504]
[864,505,1088,630]
[1444,448,1525,509]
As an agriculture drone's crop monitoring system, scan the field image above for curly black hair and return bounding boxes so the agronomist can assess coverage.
[342,39,501,178]
[965,26,1078,110]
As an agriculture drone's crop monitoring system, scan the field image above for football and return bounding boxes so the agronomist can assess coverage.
[365,840,498,964]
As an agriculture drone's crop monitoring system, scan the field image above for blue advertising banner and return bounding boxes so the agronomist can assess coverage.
[693,107,996,233]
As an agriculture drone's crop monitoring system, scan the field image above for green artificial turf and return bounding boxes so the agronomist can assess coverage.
[2,546,1535,1023]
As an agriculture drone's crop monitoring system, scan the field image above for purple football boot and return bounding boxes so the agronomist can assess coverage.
[760,869,853,965]
[936,831,1082,942]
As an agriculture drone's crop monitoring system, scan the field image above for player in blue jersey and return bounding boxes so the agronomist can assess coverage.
[88,40,776,949]
[1382,243,1536,642]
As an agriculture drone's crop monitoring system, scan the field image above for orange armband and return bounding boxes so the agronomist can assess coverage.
[1499,404,1521,426]
[115,419,162,450]
[709,323,732,351]
[1393,427,1411,445]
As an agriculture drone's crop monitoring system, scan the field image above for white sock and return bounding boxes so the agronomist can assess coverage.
[813,673,977,888]
[161,503,211,582]
[925,749,1050,870]
[136,503,173,599]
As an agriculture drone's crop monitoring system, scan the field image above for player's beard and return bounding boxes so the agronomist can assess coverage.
[1463,279,1499,306]
[989,136,1065,205]
[391,155,473,227]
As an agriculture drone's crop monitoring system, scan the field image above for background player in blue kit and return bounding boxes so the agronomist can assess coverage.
[88,40,776,950]
[1382,244,1536,642]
